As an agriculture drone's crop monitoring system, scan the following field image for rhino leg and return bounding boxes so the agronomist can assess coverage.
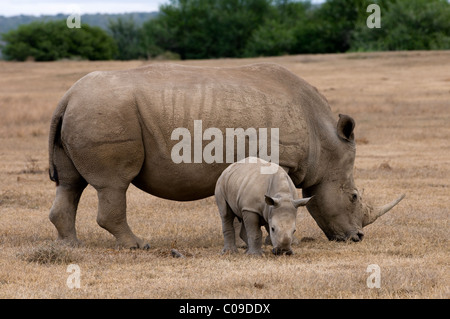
[263,224,272,246]
[216,194,238,254]
[49,142,87,246]
[235,219,248,248]
[49,184,86,246]
[64,136,147,249]
[96,188,149,249]
[242,211,263,256]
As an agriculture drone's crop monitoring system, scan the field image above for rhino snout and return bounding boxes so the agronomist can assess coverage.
[272,236,293,255]
[328,230,364,242]
[351,230,365,242]
[272,247,293,255]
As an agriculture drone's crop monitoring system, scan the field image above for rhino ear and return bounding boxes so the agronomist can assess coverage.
[265,195,280,207]
[337,114,355,142]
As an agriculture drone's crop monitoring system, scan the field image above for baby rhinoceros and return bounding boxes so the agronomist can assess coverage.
[215,157,312,256]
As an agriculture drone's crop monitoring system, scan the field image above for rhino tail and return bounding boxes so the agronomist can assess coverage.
[48,95,69,186]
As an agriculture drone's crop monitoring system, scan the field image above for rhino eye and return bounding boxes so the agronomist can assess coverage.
[351,193,358,203]
[271,227,275,232]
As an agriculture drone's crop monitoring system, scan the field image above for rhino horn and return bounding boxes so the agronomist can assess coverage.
[363,194,405,227]
[292,196,313,208]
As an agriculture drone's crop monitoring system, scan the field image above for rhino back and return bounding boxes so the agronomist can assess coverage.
[132,63,307,145]
[217,159,297,217]
[61,63,332,200]
[218,160,271,216]
[128,64,328,197]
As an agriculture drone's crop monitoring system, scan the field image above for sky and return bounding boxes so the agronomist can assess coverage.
[0,0,167,17]
[1,0,325,17]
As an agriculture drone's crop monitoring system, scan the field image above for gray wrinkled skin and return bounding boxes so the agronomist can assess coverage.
[48,63,404,249]
[215,158,311,256]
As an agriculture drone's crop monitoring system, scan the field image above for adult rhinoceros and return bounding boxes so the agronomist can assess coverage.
[48,63,404,248]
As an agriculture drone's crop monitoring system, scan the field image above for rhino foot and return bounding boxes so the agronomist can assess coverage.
[272,247,293,256]
[116,236,150,250]
[56,237,82,248]
[236,240,247,249]
[129,243,150,250]
[128,242,150,250]
[245,248,264,256]
[221,247,238,255]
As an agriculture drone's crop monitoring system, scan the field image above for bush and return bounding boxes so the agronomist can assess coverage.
[352,0,450,51]
[140,17,174,58]
[108,17,146,60]
[3,0,448,61]
[1,20,117,61]
[146,0,273,59]
[140,0,450,58]
[244,19,296,56]
[244,0,309,56]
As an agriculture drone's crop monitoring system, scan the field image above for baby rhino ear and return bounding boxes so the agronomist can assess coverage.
[265,195,280,207]
[292,196,313,208]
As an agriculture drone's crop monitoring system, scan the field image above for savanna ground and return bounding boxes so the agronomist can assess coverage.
[0,51,448,299]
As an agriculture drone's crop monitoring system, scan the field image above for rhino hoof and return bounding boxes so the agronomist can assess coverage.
[129,243,150,250]
[245,249,264,256]
[57,238,82,248]
[272,248,293,256]
[221,247,238,255]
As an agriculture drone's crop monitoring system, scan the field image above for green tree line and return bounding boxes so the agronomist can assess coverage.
[1,0,449,61]
[1,20,117,61]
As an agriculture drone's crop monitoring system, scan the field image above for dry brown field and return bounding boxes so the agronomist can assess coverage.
[0,51,448,299]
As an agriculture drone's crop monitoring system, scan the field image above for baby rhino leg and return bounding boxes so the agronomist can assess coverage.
[216,194,238,254]
[242,211,263,256]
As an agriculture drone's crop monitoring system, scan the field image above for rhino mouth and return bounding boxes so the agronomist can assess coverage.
[327,230,364,242]
[272,247,293,255]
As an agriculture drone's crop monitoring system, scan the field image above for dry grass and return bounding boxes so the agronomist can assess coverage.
[17,241,80,265]
[0,51,449,299]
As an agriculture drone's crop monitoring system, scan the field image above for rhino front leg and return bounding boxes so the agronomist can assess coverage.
[242,211,263,256]
[96,188,149,250]
[263,224,272,246]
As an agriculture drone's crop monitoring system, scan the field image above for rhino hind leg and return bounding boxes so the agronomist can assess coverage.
[49,183,86,246]
[49,142,87,246]
[235,219,248,248]
[96,188,149,249]
[63,137,147,249]
[216,194,238,254]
